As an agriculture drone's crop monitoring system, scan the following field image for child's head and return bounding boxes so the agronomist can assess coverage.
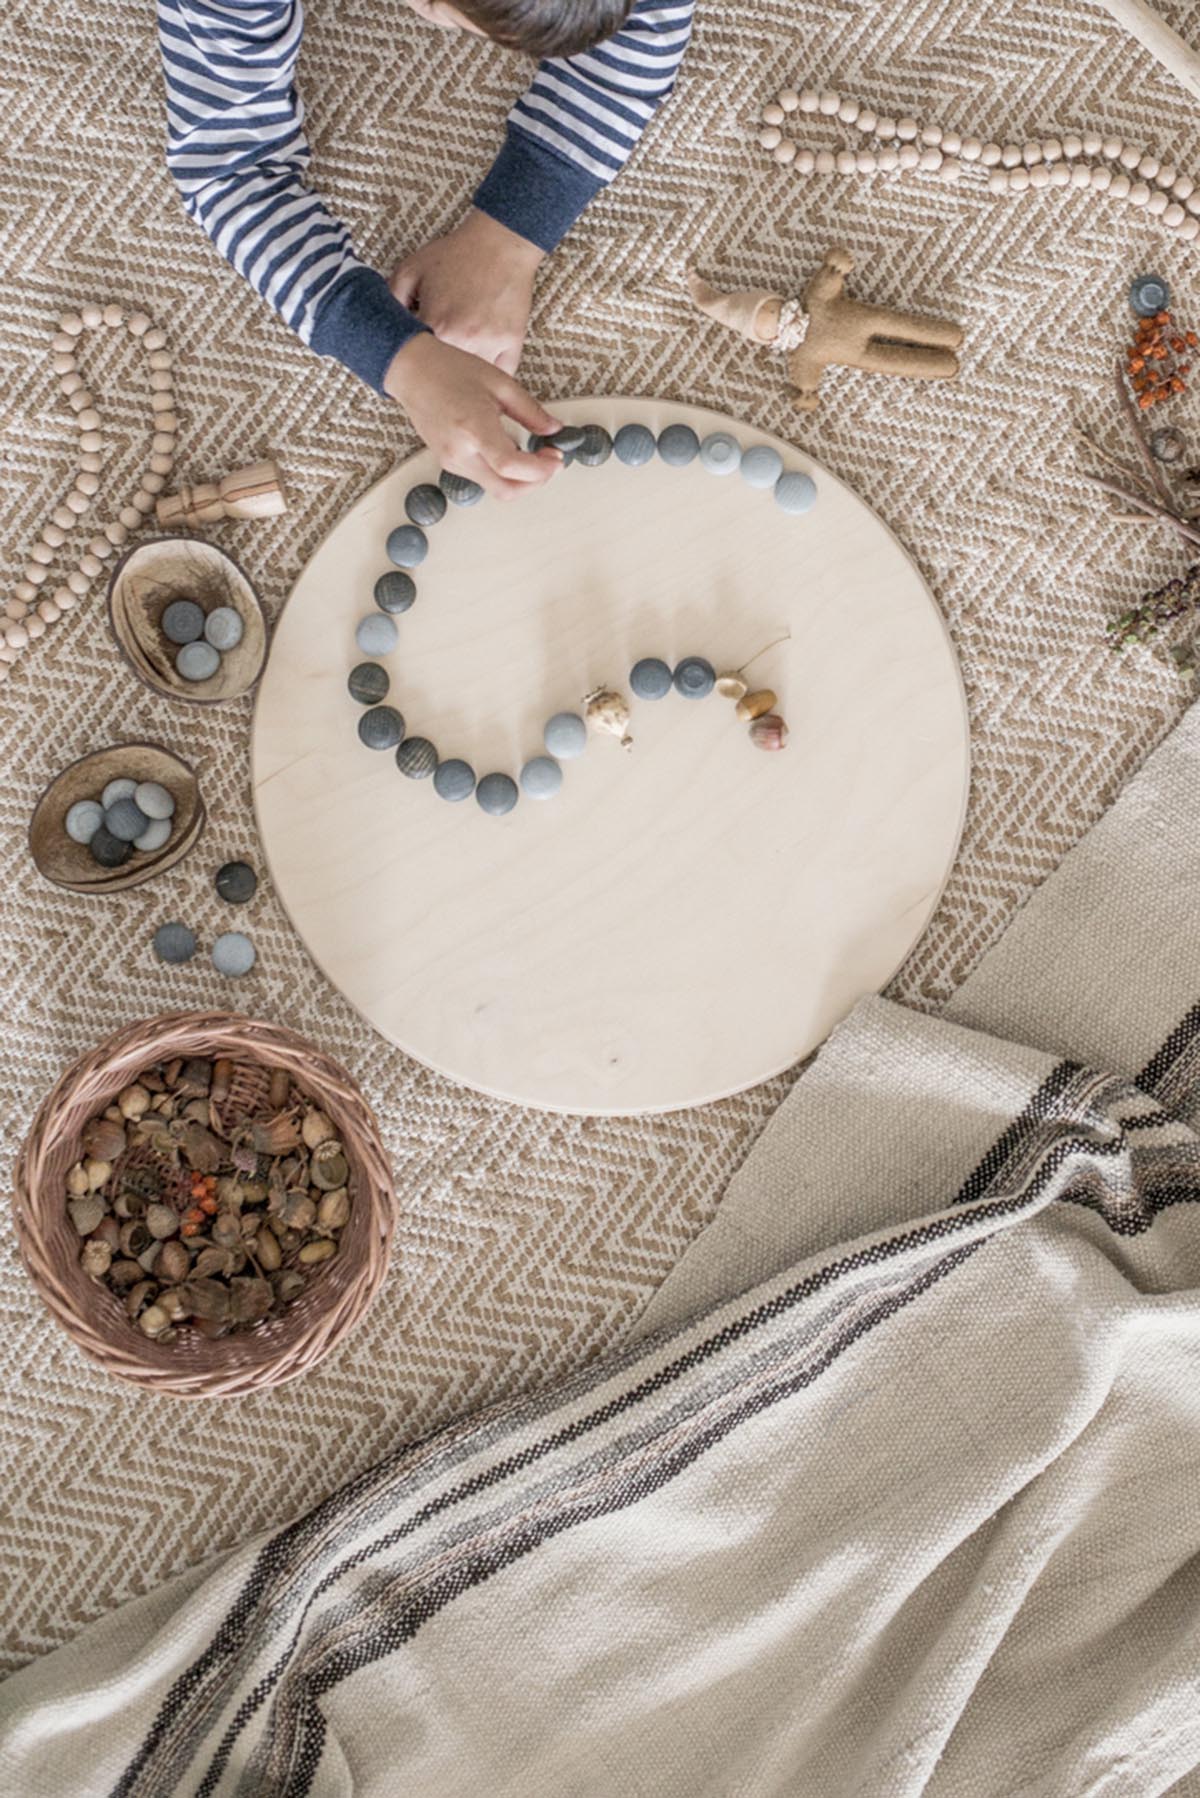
[405,0,634,57]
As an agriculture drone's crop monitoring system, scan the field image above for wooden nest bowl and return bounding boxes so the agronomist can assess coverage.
[12,1013,396,1398]
[29,741,205,895]
[107,536,268,705]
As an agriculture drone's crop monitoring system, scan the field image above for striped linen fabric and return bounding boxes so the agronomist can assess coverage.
[156,0,694,392]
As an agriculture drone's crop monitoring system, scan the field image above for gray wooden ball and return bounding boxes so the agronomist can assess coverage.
[574,425,613,467]
[105,796,151,841]
[134,817,172,853]
[673,656,716,699]
[439,471,483,506]
[176,640,220,682]
[203,605,244,651]
[356,613,398,657]
[433,758,476,802]
[386,524,428,568]
[358,706,405,750]
[374,571,416,615]
[543,711,587,759]
[774,470,818,515]
[89,825,132,868]
[134,781,175,820]
[65,799,103,844]
[348,662,390,705]
[212,931,256,977]
[699,432,741,476]
[476,773,519,815]
[613,423,656,466]
[520,756,563,799]
[657,424,700,467]
[630,657,673,699]
[396,736,437,779]
[548,426,585,454]
[101,777,136,807]
[405,483,447,527]
[161,599,204,645]
[153,921,196,964]
[740,445,784,489]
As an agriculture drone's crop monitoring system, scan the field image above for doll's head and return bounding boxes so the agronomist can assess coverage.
[404,0,634,56]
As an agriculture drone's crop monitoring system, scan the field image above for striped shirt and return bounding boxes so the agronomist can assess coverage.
[157,0,694,392]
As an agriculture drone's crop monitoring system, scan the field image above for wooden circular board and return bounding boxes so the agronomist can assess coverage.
[252,397,969,1116]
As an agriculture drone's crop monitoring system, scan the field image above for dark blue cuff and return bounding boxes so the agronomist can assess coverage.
[310,265,428,395]
[474,126,605,254]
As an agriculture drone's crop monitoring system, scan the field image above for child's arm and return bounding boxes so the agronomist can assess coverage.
[391,0,695,370]
[157,0,561,495]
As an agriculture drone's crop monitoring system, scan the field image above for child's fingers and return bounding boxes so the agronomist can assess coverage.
[389,263,420,309]
[494,376,562,439]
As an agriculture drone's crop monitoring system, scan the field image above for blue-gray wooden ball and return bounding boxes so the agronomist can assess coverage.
[740,445,784,489]
[105,796,151,841]
[477,773,519,815]
[520,756,563,799]
[65,799,103,845]
[374,571,416,615]
[405,483,447,527]
[203,606,244,651]
[134,781,175,820]
[161,599,205,645]
[101,777,136,808]
[386,524,428,568]
[396,737,437,779]
[574,425,613,466]
[153,921,196,964]
[89,825,132,868]
[134,817,172,853]
[613,424,656,466]
[433,758,476,801]
[544,711,587,759]
[673,656,716,699]
[212,931,256,977]
[630,657,673,699]
[356,613,398,657]
[176,640,220,682]
[358,706,405,750]
[699,432,741,475]
[774,471,818,515]
[549,426,585,454]
[657,424,700,466]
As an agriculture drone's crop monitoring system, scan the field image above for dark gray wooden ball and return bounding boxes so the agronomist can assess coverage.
[396,736,437,779]
[405,483,447,527]
[348,662,390,705]
[374,571,416,614]
[357,706,405,750]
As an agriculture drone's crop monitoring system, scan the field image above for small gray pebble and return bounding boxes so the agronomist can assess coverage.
[65,799,104,845]
[433,758,476,802]
[216,860,257,904]
[134,781,175,820]
[439,470,484,506]
[153,921,196,964]
[658,424,700,467]
[520,756,563,799]
[161,599,205,645]
[386,524,428,568]
[741,445,784,489]
[673,656,716,699]
[574,425,613,467]
[613,423,656,466]
[356,613,398,657]
[1130,274,1170,318]
[176,640,221,682]
[134,816,172,853]
[476,773,519,816]
[203,605,244,651]
[544,711,587,759]
[348,662,390,705]
[405,483,447,527]
[358,706,405,751]
[374,571,416,615]
[774,470,818,515]
[105,796,151,841]
[549,426,585,454]
[699,432,741,476]
[89,825,132,868]
[212,931,256,978]
[630,657,673,700]
[396,736,437,779]
[101,777,137,808]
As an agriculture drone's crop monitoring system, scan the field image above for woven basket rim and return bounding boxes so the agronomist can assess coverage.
[12,1010,396,1398]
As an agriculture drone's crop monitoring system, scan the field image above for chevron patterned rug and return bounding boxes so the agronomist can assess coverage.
[2,0,1197,1672]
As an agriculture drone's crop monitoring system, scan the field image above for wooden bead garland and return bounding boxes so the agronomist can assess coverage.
[2,307,175,682]
[756,85,1200,241]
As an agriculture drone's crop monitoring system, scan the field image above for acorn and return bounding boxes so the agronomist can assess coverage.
[736,688,777,722]
[82,1116,126,1162]
[584,685,633,749]
[716,673,748,701]
[749,713,789,751]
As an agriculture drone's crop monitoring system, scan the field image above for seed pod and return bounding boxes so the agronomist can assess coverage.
[119,1219,151,1257]
[90,1215,120,1251]
[211,1058,233,1104]
[282,1192,316,1231]
[273,1270,307,1305]
[68,1196,105,1236]
[138,1303,171,1338]
[253,1229,282,1271]
[316,1188,351,1232]
[301,1109,337,1150]
[252,1113,302,1156]
[584,685,633,749]
[178,1277,231,1321]
[268,1068,290,1110]
[108,1258,143,1289]
[125,1278,157,1319]
[749,713,789,752]
[310,1142,348,1191]
[228,1276,272,1324]
[157,1286,191,1322]
[736,688,777,722]
[157,1239,190,1283]
[80,1239,112,1279]
[85,1158,113,1192]
[176,1058,212,1098]
[299,1237,336,1265]
[82,1117,126,1162]
[66,1162,90,1197]
[716,673,748,701]
[118,1084,150,1120]
[145,1203,180,1239]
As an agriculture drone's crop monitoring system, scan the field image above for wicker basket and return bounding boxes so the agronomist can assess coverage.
[12,1012,395,1397]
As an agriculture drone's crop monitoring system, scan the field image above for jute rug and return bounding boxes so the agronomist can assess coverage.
[1,0,1196,1672]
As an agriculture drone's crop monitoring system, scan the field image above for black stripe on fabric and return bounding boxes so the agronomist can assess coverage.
[1137,998,1200,1100]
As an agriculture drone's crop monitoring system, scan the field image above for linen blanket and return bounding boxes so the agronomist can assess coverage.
[3,710,1200,1794]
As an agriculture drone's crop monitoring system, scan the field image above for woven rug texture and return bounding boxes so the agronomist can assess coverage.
[2,0,1198,1673]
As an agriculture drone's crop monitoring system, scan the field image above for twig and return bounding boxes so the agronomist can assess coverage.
[736,631,791,673]
[1082,472,1200,548]
[1072,424,1156,497]
[1113,359,1177,511]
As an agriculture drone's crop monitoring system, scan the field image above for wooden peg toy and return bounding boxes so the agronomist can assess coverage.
[155,459,287,527]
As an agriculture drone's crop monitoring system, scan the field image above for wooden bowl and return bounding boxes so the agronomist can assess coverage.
[107,536,268,705]
[29,741,205,895]
[12,1012,396,1397]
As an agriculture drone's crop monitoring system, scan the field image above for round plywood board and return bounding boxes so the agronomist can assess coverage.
[252,396,969,1116]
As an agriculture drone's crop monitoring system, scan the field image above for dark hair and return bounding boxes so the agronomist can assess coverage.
[456,0,635,57]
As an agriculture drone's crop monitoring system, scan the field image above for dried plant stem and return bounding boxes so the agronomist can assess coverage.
[1083,472,1200,548]
[1072,424,1155,496]
[1114,360,1177,511]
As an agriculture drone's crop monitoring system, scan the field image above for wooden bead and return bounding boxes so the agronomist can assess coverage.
[79,552,103,577]
[896,116,919,140]
[836,149,857,175]
[1181,217,1200,241]
[25,616,46,641]
[1165,202,1186,227]
[818,90,841,117]
[104,522,128,546]
[149,369,173,393]
[79,432,103,453]
[151,432,176,456]
[141,470,167,492]
[918,147,943,171]
[1137,154,1159,180]
[1102,135,1123,159]
[1062,134,1082,159]
[758,127,782,150]
[857,110,877,134]
[149,453,174,476]
[153,413,179,434]
[37,598,61,624]
[67,389,94,414]
[778,90,799,112]
[1119,142,1141,169]
[1070,163,1091,189]
[1156,165,1177,190]
[876,117,897,139]
[1173,175,1195,200]
[1128,181,1151,207]
[761,102,784,125]
[1110,172,1131,199]
[75,470,100,496]
[773,140,796,164]
[51,505,75,530]
[1029,164,1051,189]
[5,623,29,648]
[14,581,37,602]
[898,144,920,170]
[79,451,103,473]
[119,505,142,529]
[60,372,84,397]
[941,130,961,154]
[5,600,29,621]
[54,587,78,610]
[1022,141,1042,165]
[102,302,125,327]
[922,124,943,146]
[961,137,982,160]
[1187,192,1200,215]
[81,302,103,328]
[940,158,963,182]
[1082,131,1102,156]
[1001,143,1021,167]
[65,490,91,515]
[1147,189,1168,215]
[814,149,836,173]
[142,327,167,350]
[797,89,820,113]
[838,97,860,124]
[24,562,48,585]
[42,523,66,549]
[147,349,173,371]
[856,149,876,173]
[1049,163,1071,188]
[52,352,76,375]
[794,148,816,174]
[126,311,151,336]
[51,332,77,353]
[0,644,19,664]
[132,489,157,514]
[88,535,113,560]
[1089,165,1111,191]
[736,688,777,722]
[30,543,54,565]
[76,407,101,430]
[66,569,89,595]
[876,146,899,171]
[58,312,84,336]
[981,143,1003,165]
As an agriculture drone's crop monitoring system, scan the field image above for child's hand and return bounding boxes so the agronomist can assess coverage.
[384,333,563,500]
[389,210,543,375]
